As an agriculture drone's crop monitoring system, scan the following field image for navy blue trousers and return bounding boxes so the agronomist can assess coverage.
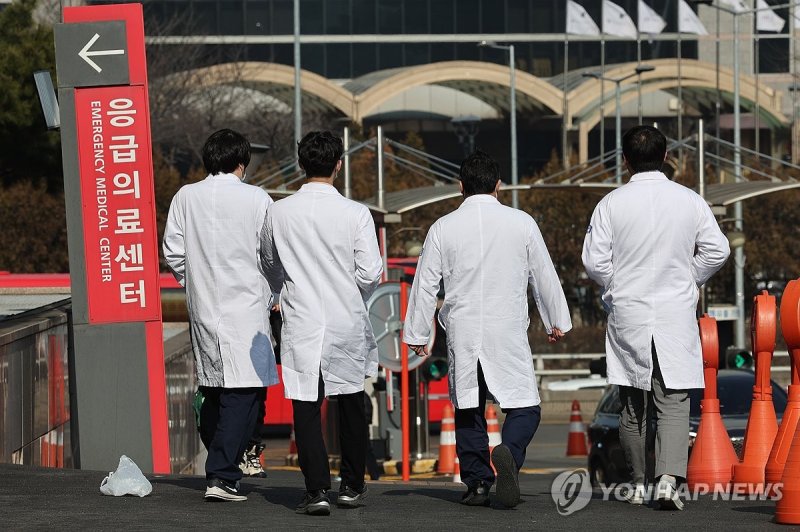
[454,365,542,488]
[199,386,262,483]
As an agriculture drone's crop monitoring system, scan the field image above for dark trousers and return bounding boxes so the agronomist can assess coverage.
[454,364,542,488]
[199,386,262,483]
[248,388,268,446]
[292,377,368,492]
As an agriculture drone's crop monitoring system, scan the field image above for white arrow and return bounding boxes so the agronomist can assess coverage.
[78,33,125,73]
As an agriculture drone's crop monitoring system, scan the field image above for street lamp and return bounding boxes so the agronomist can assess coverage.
[479,40,518,209]
[689,0,794,349]
[582,65,656,184]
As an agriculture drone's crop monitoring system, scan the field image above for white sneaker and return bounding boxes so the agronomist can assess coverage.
[655,475,684,511]
[625,483,646,505]
[204,478,247,502]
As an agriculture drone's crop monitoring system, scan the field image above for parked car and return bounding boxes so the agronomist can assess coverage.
[587,369,788,486]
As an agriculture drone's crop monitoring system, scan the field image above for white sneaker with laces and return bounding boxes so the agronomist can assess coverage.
[625,483,646,505]
[655,475,684,511]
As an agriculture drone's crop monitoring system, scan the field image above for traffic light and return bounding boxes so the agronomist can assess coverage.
[724,347,753,369]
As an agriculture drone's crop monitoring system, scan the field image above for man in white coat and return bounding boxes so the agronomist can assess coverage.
[260,131,383,516]
[163,129,279,502]
[404,151,572,508]
[582,125,730,510]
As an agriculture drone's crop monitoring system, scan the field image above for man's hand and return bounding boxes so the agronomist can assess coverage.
[547,328,565,344]
[271,303,281,312]
[408,344,429,357]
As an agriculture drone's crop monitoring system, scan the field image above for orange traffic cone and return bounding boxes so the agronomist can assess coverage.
[566,400,588,456]
[438,403,456,474]
[767,281,800,496]
[288,426,297,455]
[453,457,462,484]
[733,291,778,493]
[486,404,502,454]
[776,280,800,524]
[687,315,738,490]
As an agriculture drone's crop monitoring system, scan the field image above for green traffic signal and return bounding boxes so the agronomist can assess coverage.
[725,348,753,369]
[421,358,448,381]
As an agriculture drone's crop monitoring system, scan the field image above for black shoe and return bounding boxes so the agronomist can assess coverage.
[204,478,247,502]
[338,484,367,508]
[295,490,331,516]
[492,444,520,508]
[240,442,267,478]
[460,481,491,507]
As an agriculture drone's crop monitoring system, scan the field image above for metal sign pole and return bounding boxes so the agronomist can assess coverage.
[400,281,411,481]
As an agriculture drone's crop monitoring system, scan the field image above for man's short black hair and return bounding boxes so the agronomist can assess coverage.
[202,128,251,175]
[622,125,667,174]
[298,131,343,178]
[460,150,500,196]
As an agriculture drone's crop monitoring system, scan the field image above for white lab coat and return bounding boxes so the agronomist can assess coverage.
[163,173,279,389]
[260,182,383,401]
[403,195,573,409]
[582,171,730,391]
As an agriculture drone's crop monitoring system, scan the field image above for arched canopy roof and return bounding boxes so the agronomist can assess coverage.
[346,61,564,122]
[705,182,800,206]
[171,59,788,130]
[176,61,356,118]
[568,59,787,130]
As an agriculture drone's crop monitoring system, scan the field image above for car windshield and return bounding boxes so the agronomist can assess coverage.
[689,374,788,417]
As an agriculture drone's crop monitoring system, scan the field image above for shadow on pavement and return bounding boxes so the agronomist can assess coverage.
[731,505,774,515]
[256,486,307,511]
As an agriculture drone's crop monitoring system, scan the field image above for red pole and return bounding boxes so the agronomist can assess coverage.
[400,281,411,481]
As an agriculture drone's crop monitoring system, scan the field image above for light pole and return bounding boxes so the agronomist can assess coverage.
[693,0,793,350]
[582,65,656,183]
[479,40,518,209]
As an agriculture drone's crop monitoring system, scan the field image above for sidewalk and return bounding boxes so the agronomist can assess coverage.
[1,463,782,530]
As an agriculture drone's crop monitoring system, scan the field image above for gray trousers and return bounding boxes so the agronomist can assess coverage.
[618,343,690,485]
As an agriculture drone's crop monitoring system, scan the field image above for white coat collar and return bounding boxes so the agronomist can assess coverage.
[206,173,242,182]
[629,171,668,183]
[461,194,500,206]
[299,182,340,195]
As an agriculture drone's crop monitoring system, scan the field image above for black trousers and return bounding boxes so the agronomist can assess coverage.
[454,364,542,488]
[199,386,261,483]
[248,388,268,446]
[292,377,368,492]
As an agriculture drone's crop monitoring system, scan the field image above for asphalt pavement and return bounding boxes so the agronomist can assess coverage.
[0,462,787,530]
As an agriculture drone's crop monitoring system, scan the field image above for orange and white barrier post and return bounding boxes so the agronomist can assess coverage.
[438,403,456,474]
[566,400,588,457]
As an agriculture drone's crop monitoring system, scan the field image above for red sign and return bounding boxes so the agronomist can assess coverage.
[74,86,160,323]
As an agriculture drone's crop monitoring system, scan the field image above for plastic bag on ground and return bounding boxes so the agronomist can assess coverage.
[99,455,153,497]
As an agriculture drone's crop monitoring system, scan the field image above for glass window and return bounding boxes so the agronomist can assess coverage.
[532,0,557,34]
[431,42,456,62]
[326,0,351,34]
[353,0,376,33]
[455,0,479,33]
[378,44,403,70]
[404,43,431,68]
[326,44,352,78]
[302,43,325,75]
[404,0,429,34]
[220,2,244,34]
[353,44,377,76]
[190,1,217,34]
[759,38,788,74]
[246,1,270,35]
[454,42,480,62]
[301,0,324,34]
[506,0,528,34]
[378,0,402,34]
[272,0,293,35]
[480,0,504,33]
[430,0,454,34]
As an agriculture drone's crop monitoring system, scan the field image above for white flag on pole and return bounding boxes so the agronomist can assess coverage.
[677,0,708,35]
[637,0,667,34]
[717,0,749,13]
[756,0,785,32]
[567,0,601,36]
[603,0,639,38]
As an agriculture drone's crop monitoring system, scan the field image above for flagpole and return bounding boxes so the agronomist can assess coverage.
[637,29,643,124]
[754,19,761,154]
[677,27,683,166]
[601,1,606,159]
[715,6,721,171]
[563,30,570,170]
[792,2,798,164]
